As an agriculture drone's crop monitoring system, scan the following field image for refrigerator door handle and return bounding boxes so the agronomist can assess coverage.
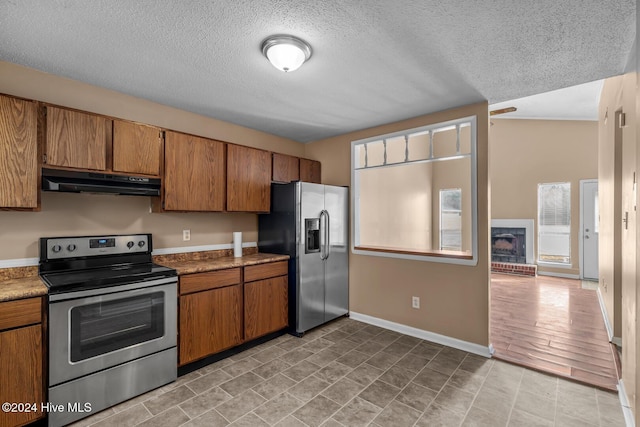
[320,210,329,260]
[325,210,331,260]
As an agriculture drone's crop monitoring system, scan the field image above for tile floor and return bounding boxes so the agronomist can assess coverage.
[70,318,626,427]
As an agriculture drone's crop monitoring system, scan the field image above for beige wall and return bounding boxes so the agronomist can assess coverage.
[598,71,639,420]
[490,119,598,276]
[306,102,490,346]
[598,75,625,340]
[0,61,304,260]
[358,162,434,251]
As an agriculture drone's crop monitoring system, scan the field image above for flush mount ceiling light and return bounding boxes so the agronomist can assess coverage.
[261,35,312,72]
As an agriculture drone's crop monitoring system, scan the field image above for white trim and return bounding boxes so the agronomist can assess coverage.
[350,115,478,266]
[612,336,622,347]
[491,219,534,264]
[0,257,39,268]
[349,311,492,358]
[536,271,580,280]
[597,287,614,341]
[579,179,599,280]
[618,380,635,427]
[151,242,257,256]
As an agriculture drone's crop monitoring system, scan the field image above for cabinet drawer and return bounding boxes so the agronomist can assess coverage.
[244,261,288,283]
[180,268,241,295]
[0,298,41,331]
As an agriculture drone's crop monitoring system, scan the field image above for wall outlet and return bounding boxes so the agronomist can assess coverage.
[412,296,420,309]
[182,229,191,241]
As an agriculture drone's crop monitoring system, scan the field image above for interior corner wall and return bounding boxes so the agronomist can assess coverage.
[305,102,490,347]
[0,61,305,260]
[598,76,625,341]
[599,71,638,420]
[489,119,598,277]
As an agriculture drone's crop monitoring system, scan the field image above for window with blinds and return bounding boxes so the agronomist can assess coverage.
[537,182,571,264]
[440,188,462,250]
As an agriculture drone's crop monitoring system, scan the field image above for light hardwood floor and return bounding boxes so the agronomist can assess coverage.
[491,273,619,391]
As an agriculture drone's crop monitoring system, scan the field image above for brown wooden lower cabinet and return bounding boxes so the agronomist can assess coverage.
[179,284,243,366]
[0,324,43,427]
[178,262,289,366]
[244,275,288,341]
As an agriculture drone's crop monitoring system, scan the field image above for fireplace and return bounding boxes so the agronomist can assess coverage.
[490,219,536,276]
[491,227,526,264]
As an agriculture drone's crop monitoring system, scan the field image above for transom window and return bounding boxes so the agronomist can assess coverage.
[351,116,477,265]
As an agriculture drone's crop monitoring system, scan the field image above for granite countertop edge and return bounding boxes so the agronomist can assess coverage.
[0,253,290,302]
[158,253,290,276]
[0,276,48,303]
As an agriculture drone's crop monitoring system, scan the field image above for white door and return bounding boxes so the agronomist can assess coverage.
[581,180,599,280]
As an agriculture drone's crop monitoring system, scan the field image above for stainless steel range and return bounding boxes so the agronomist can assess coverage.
[39,234,177,427]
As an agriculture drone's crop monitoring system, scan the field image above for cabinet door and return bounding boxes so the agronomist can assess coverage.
[179,284,242,365]
[0,325,43,427]
[300,158,321,183]
[164,131,225,211]
[113,120,162,176]
[227,145,271,212]
[244,275,288,341]
[272,153,299,183]
[0,96,38,208]
[45,106,109,170]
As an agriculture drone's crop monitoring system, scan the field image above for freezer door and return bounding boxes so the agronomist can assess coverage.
[324,185,349,322]
[297,182,326,333]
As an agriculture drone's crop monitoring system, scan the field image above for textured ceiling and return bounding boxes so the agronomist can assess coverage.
[0,1,635,142]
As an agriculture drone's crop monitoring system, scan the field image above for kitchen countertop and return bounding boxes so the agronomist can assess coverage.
[0,252,289,302]
[0,276,48,303]
[158,252,289,275]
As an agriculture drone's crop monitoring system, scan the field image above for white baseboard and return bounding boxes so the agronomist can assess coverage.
[349,312,492,358]
[618,379,635,427]
[537,271,580,279]
[597,287,614,341]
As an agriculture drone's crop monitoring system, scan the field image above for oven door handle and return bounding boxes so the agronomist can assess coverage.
[49,276,178,302]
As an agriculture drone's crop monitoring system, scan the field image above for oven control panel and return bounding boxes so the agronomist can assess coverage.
[43,234,151,259]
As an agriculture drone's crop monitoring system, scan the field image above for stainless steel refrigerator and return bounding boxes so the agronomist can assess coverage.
[259,182,349,336]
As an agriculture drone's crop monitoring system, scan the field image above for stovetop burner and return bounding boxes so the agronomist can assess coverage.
[39,234,177,295]
[41,262,177,294]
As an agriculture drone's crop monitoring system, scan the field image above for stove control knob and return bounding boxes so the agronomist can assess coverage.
[67,244,77,252]
[127,241,135,249]
[52,244,62,253]
[138,240,145,248]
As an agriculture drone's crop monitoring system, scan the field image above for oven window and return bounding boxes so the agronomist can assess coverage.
[70,292,165,362]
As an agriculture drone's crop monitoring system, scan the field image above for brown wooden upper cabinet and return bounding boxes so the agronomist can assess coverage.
[227,144,271,212]
[163,131,225,211]
[300,158,321,183]
[45,106,110,171]
[112,120,162,176]
[0,95,38,209]
[272,153,299,183]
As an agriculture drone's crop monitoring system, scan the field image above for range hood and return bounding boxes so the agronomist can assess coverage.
[42,168,161,197]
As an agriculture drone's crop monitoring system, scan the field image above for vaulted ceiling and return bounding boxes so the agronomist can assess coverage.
[0,1,634,142]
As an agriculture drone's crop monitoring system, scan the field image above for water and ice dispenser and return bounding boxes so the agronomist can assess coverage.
[305,218,320,253]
